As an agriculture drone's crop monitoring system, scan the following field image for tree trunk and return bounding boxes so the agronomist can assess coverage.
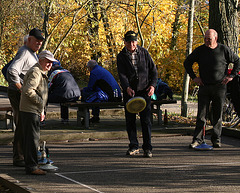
[170,1,182,51]
[100,5,117,68]
[87,0,101,62]
[209,0,239,53]
[181,0,195,117]
[40,0,53,52]
[135,0,144,47]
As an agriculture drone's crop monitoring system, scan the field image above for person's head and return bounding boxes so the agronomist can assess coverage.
[204,29,218,48]
[38,50,57,71]
[124,31,138,53]
[27,28,44,52]
[87,60,98,71]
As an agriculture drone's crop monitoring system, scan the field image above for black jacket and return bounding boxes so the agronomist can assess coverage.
[48,67,81,103]
[117,45,158,93]
[229,75,240,116]
[184,43,240,85]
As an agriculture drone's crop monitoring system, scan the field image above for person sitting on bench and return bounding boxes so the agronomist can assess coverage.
[82,60,122,123]
[48,60,81,123]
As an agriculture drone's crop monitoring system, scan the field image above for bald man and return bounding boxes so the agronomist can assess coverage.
[184,29,240,148]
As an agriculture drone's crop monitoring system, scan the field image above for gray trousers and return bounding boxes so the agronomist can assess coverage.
[193,83,226,143]
[20,111,40,172]
[8,88,24,162]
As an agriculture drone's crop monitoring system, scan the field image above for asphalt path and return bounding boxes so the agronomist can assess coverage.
[1,89,240,192]
[1,134,240,193]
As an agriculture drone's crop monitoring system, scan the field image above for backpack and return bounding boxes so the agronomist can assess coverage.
[86,90,109,103]
[1,59,13,82]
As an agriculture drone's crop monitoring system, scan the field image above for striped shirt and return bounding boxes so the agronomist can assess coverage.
[126,47,138,77]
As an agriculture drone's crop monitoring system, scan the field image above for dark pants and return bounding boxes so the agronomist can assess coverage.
[48,93,79,120]
[193,84,226,143]
[8,88,24,163]
[20,111,40,173]
[124,92,152,151]
[60,104,69,120]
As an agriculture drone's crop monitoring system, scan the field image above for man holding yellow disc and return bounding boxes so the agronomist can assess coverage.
[117,31,158,158]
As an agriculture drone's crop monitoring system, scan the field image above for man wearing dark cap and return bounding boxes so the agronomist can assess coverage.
[7,28,44,167]
[117,31,158,158]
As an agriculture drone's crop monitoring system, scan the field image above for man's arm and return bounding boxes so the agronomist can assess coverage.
[117,54,130,91]
[222,46,240,85]
[7,49,26,84]
[84,73,97,92]
[147,51,158,88]
[228,47,240,78]
[145,50,157,96]
[183,53,197,80]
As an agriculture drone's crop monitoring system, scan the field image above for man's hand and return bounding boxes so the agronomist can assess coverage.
[40,112,45,122]
[127,87,135,97]
[146,85,155,97]
[15,83,22,92]
[193,77,204,86]
[222,76,233,85]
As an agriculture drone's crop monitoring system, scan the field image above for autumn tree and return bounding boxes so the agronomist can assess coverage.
[209,0,239,53]
[0,0,208,94]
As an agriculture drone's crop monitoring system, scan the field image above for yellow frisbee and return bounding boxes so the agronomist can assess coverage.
[126,97,146,113]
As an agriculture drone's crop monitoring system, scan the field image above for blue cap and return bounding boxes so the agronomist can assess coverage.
[52,59,61,67]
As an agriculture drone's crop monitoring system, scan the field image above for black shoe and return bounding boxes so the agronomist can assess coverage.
[13,160,25,167]
[126,148,140,156]
[26,169,47,175]
[90,116,100,123]
[61,118,69,124]
[143,150,152,158]
[212,142,221,148]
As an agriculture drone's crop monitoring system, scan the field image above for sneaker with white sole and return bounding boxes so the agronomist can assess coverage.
[126,148,140,156]
[143,150,153,158]
[189,141,200,149]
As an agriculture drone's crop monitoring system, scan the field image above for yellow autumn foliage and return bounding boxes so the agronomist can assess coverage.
[0,0,209,94]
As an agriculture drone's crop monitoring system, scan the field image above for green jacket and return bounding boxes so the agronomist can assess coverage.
[20,63,48,115]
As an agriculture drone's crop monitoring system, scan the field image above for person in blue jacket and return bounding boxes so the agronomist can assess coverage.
[48,60,81,123]
[82,60,122,123]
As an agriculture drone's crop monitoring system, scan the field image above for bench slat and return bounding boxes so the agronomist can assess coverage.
[62,99,177,129]
[0,106,13,111]
[63,99,177,107]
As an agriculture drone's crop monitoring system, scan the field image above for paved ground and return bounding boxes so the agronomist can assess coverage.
[1,134,240,193]
[1,88,240,192]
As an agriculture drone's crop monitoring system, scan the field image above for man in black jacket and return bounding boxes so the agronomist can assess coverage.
[117,31,158,158]
[184,29,240,148]
[48,61,81,123]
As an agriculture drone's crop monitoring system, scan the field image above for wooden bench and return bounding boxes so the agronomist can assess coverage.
[0,105,15,131]
[63,99,177,129]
